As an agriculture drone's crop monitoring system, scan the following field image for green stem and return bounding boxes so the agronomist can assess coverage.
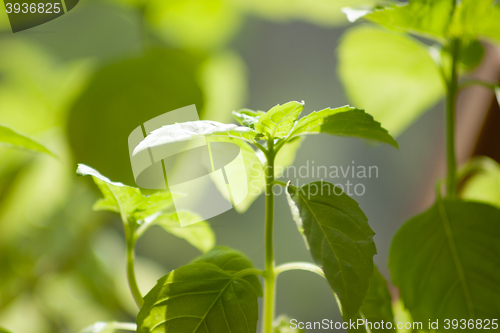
[262,138,276,333]
[126,235,144,308]
[458,79,498,91]
[445,38,460,199]
[275,262,325,279]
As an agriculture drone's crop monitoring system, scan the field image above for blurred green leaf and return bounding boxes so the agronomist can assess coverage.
[210,135,302,213]
[286,181,376,320]
[461,157,500,208]
[450,0,500,42]
[200,51,248,123]
[68,49,205,185]
[0,327,13,333]
[146,0,242,50]
[235,0,378,27]
[338,26,444,136]
[139,212,215,253]
[455,40,485,71]
[191,246,263,297]
[205,136,263,213]
[274,315,304,332]
[290,107,398,148]
[136,262,261,332]
[389,199,500,323]
[346,0,454,41]
[0,39,89,131]
[77,164,175,222]
[0,134,72,241]
[0,124,56,157]
[79,322,136,333]
[274,136,303,179]
[254,101,304,139]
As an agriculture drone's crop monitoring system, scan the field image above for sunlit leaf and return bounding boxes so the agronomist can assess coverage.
[133,121,259,157]
[232,109,265,129]
[136,261,261,332]
[461,157,500,209]
[290,107,398,148]
[146,0,242,50]
[286,181,376,320]
[338,26,444,136]
[79,321,137,333]
[77,164,175,222]
[389,199,500,323]
[346,0,454,41]
[254,101,304,139]
[0,125,56,157]
[141,212,216,253]
[205,136,263,213]
[450,0,500,43]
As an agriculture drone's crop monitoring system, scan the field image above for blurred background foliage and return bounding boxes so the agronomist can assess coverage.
[0,0,498,332]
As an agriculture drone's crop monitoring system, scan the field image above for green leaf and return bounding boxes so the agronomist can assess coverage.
[274,136,304,178]
[290,107,398,148]
[338,26,445,136]
[236,0,379,27]
[450,0,500,43]
[286,181,376,320]
[345,0,454,41]
[461,157,500,209]
[389,199,500,324]
[0,124,56,157]
[456,40,485,71]
[204,134,302,213]
[136,261,261,332]
[232,109,266,129]
[146,0,242,50]
[0,327,13,333]
[359,266,395,332]
[254,101,304,139]
[143,212,216,253]
[79,322,137,333]
[133,120,259,156]
[191,246,263,297]
[274,315,304,332]
[204,136,264,213]
[76,164,175,222]
[68,49,205,185]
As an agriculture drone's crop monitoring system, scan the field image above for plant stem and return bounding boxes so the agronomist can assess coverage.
[445,38,460,199]
[126,236,144,308]
[458,79,498,91]
[262,138,276,333]
[275,262,325,279]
